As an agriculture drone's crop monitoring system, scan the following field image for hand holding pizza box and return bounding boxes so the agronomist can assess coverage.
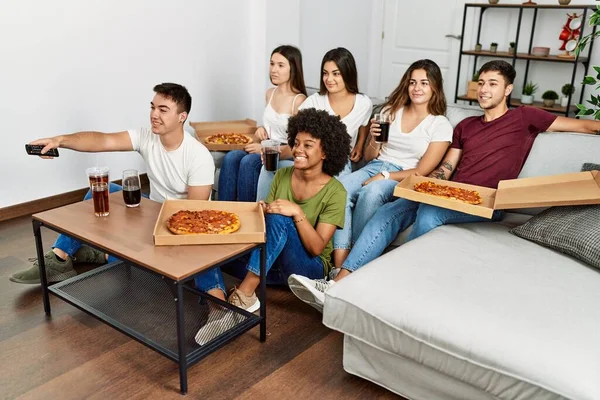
[393,171,600,219]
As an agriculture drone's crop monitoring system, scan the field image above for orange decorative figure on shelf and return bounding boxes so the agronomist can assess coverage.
[558,13,582,59]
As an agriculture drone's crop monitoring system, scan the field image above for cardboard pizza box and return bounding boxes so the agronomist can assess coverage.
[393,171,600,219]
[190,119,258,151]
[153,200,266,246]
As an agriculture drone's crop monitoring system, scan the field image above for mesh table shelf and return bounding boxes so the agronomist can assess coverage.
[32,194,266,395]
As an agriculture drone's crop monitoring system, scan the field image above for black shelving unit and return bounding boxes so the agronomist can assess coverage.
[454,3,598,117]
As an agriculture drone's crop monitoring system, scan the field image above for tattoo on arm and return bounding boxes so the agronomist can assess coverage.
[429,161,454,180]
[430,168,447,180]
[441,161,454,172]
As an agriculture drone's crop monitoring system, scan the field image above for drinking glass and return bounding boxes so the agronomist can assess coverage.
[122,169,141,208]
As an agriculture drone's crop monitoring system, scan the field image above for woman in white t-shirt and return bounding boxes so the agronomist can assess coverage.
[218,45,307,201]
[331,59,453,268]
[256,47,372,201]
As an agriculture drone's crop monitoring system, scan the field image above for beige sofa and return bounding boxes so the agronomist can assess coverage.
[322,104,600,400]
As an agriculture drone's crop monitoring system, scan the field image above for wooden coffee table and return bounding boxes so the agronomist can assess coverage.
[32,193,266,394]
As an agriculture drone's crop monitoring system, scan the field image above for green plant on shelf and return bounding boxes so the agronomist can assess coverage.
[509,42,516,48]
[575,4,600,118]
[561,83,575,96]
[542,90,559,100]
[472,72,480,81]
[523,81,538,95]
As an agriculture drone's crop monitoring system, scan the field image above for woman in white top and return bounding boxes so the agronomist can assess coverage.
[331,59,453,268]
[218,45,307,201]
[256,47,372,201]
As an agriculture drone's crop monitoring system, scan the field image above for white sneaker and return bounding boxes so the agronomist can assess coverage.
[288,274,335,313]
[194,309,244,346]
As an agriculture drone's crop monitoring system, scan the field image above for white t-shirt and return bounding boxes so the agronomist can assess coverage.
[377,108,453,170]
[128,128,215,202]
[299,93,373,148]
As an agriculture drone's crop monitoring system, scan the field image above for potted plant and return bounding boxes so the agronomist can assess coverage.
[509,42,516,55]
[467,72,479,99]
[521,81,538,104]
[561,83,575,107]
[475,43,482,52]
[490,42,498,53]
[542,90,559,107]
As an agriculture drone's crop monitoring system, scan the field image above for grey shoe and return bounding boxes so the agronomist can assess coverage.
[288,274,335,313]
[72,245,106,265]
[328,268,341,281]
[9,250,76,284]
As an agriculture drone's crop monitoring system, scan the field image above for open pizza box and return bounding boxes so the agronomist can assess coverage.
[153,200,266,246]
[190,119,258,151]
[393,170,600,219]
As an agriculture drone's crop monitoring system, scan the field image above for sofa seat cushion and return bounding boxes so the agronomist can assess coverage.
[388,211,531,248]
[323,221,600,400]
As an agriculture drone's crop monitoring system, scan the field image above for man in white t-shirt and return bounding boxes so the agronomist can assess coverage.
[10,83,215,285]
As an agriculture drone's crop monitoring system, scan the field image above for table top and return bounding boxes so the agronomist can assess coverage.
[32,193,257,281]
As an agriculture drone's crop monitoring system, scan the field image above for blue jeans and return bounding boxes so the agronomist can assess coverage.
[218,150,262,201]
[333,159,402,250]
[256,160,353,201]
[194,214,325,294]
[52,183,148,264]
[341,198,504,272]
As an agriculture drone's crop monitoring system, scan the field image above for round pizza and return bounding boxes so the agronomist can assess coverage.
[205,133,253,145]
[167,210,241,235]
[413,181,483,205]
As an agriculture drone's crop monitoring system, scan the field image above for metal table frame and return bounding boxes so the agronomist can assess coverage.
[33,219,267,395]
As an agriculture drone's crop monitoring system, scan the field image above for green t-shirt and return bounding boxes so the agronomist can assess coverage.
[266,167,346,275]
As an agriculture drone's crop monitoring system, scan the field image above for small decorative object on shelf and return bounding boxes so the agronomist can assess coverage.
[522,0,536,5]
[475,43,482,52]
[490,42,498,53]
[521,81,538,105]
[559,0,571,5]
[561,83,575,107]
[488,0,499,4]
[467,72,479,99]
[509,42,516,55]
[558,13,581,59]
[542,90,559,107]
[531,46,550,57]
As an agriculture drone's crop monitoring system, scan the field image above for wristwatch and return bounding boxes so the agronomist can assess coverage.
[380,171,390,179]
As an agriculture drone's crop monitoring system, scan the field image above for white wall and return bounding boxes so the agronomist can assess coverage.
[1,0,255,208]
[264,0,379,96]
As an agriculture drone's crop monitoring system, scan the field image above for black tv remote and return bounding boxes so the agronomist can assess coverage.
[25,144,59,157]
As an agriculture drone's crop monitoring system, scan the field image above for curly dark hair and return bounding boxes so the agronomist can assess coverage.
[287,108,350,177]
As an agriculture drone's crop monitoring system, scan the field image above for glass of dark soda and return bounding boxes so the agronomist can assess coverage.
[374,112,391,143]
[122,169,141,208]
[262,140,280,172]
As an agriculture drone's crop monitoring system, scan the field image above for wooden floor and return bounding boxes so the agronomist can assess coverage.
[0,215,403,399]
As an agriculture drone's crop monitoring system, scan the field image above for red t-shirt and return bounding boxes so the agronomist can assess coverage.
[451,106,557,188]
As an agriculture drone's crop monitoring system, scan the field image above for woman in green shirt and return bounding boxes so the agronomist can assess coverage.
[195,108,350,321]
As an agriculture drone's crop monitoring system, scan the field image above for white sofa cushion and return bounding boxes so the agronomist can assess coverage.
[323,218,600,400]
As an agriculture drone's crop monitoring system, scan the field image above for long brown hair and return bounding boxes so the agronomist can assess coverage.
[319,48,359,95]
[271,45,308,96]
[382,59,446,116]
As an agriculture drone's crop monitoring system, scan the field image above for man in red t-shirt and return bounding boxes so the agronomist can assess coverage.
[289,60,600,312]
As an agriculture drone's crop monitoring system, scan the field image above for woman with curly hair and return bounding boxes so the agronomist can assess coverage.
[218,45,307,201]
[255,47,372,201]
[194,108,350,342]
[288,60,453,312]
